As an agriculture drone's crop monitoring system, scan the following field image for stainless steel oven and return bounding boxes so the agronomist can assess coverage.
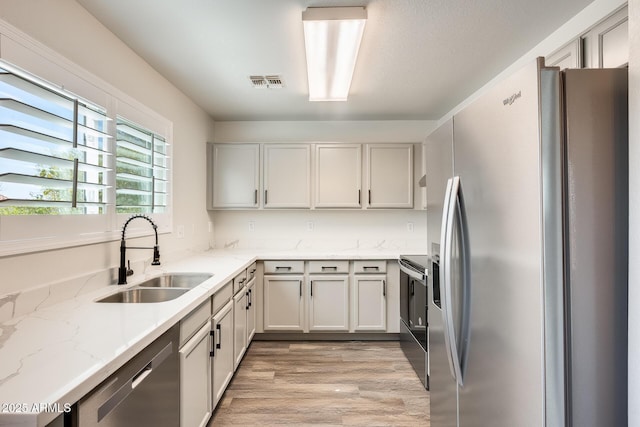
[399,255,428,389]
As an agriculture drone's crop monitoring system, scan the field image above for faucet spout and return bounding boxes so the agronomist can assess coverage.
[118,214,161,285]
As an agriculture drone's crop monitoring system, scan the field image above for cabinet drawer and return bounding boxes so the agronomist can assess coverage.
[308,260,349,274]
[247,262,258,281]
[212,281,233,315]
[180,299,212,347]
[354,260,387,274]
[233,270,248,294]
[263,260,304,274]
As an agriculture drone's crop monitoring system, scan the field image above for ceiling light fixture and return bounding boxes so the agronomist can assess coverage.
[302,6,367,102]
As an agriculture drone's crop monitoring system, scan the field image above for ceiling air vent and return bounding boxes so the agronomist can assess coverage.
[249,75,285,89]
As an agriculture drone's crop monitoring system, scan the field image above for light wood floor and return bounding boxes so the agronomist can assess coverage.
[209,341,430,426]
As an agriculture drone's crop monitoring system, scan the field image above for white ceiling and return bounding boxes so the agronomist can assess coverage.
[75,0,594,121]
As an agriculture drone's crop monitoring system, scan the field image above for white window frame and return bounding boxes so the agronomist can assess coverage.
[0,20,172,257]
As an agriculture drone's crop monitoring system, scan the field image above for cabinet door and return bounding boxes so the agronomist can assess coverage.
[179,323,212,427]
[233,288,247,370]
[353,275,387,331]
[263,144,311,208]
[366,144,414,208]
[263,275,304,331]
[308,275,349,331]
[546,39,582,69]
[209,143,259,208]
[583,6,628,68]
[247,279,257,342]
[212,300,234,408]
[314,144,362,208]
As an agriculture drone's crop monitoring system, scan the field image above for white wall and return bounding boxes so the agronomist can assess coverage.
[0,0,214,296]
[628,1,640,424]
[210,120,434,251]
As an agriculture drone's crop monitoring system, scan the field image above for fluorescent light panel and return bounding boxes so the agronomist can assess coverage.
[302,7,367,102]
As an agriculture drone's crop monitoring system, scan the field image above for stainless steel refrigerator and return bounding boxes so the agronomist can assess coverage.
[425,58,628,427]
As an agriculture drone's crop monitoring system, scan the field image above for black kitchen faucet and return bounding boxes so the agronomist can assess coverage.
[118,214,161,285]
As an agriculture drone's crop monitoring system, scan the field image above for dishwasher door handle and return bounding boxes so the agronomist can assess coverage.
[97,341,173,422]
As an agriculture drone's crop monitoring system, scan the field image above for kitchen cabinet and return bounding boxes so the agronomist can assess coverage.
[233,286,248,370]
[583,6,628,69]
[247,272,257,342]
[546,39,582,69]
[211,300,234,407]
[366,144,414,208]
[308,260,349,331]
[353,260,387,332]
[314,144,362,208]
[179,323,212,427]
[263,144,311,208]
[263,260,305,331]
[208,143,260,208]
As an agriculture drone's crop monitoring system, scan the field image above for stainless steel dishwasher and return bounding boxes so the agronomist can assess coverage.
[78,325,180,426]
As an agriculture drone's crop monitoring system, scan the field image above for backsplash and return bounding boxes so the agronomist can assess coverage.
[210,210,427,252]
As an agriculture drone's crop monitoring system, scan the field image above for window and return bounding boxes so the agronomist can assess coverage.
[116,118,168,214]
[0,54,172,256]
[0,65,111,215]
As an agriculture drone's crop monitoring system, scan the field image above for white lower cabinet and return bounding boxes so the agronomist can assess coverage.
[179,323,212,427]
[353,275,387,331]
[247,278,257,342]
[308,275,349,331]
[263,275,304,331]
[233,287,248,370]
[212,300,234,407]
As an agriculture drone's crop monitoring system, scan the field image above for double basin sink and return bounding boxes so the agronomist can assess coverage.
[97,273,213,303]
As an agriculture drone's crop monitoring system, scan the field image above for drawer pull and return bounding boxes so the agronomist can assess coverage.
[363,266,380,271]
[321,266,338,271]
[275,266,292,271]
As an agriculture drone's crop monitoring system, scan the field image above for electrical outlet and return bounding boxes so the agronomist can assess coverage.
[177,225,185,238]
[249,221,255,232]
[306,221,314,231]
[407,222,414,232]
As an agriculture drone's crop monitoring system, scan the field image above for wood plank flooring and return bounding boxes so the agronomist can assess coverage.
[208,341,430,426]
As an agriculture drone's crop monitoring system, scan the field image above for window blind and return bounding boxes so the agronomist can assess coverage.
[0,65,111,215]
[116,118,168,214]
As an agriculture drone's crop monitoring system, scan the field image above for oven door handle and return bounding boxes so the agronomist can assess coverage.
[399,259,426,281]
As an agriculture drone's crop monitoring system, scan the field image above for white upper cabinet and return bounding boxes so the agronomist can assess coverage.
[263,144,311,208]
[546,39,582,69]
[208,143,259,208]
[584,6,628,69]
[314,144,362,208]
[366,144,414,208]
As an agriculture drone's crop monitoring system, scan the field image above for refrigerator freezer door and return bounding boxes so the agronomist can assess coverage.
[563,68,628,427]
[425,119,458,426]
[453,60,545,426]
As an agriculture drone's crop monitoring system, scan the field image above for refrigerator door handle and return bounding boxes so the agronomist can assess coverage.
[440,178,458,383]
[443,176,472,387]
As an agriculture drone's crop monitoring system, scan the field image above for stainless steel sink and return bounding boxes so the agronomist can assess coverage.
[97,288,190,303]
[132,273,213,289]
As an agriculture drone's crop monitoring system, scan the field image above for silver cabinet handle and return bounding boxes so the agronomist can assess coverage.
[216,324,222,350]
[248,289,252,307]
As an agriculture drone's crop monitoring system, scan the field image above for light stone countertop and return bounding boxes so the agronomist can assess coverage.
[0,248,416,426]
